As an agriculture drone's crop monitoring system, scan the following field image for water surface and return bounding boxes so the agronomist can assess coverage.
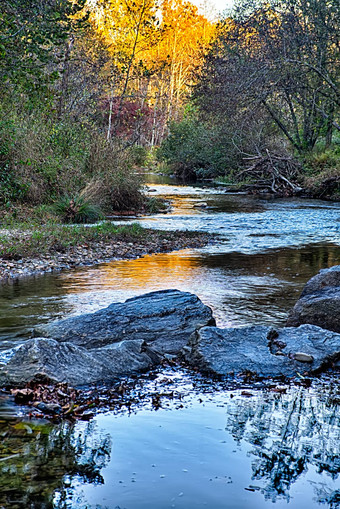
[1,372,339,509]
[1,179,340,507]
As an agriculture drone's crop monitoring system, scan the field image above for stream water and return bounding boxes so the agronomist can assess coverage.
[0,175,340,508]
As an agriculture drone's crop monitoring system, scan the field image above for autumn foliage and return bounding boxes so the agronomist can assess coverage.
[88,0,214,144]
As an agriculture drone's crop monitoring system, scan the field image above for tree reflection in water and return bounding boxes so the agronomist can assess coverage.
[1,379,340,508]
[0,403,111,509]
[224,383,340,505]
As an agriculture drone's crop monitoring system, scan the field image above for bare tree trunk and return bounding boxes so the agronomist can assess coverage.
[111,0,148,138]
[150,92,158,146]
[167,28,177,126]
[107,88,114,141]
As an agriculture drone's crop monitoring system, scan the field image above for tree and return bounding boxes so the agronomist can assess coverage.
[144,0,214,144]
[88,0,214,145]
[0,0,86,102]
[88,0,161,141]
[195,0,340,153]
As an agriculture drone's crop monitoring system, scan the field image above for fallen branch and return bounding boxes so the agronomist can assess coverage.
[236,151,303,197]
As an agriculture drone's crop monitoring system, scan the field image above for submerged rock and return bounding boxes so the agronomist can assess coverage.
[184,324,340,378]
[287,265,340,333]
[36,289,215,355]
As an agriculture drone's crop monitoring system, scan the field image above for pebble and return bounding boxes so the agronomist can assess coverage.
[294,352,314,363]
[34,402,62,414]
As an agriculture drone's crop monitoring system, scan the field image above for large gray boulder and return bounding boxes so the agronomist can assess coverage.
[184,324,340,378]
[0,338,159,387]
[0,290,215,387]
[287,265,340,333]
[36,289,215,355]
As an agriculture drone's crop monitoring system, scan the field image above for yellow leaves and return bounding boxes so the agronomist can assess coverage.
[85,0,215,137]
[88,0,214,81]
[90,0,159,51]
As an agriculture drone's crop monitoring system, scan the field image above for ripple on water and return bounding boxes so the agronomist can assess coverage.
[0,183,340,508]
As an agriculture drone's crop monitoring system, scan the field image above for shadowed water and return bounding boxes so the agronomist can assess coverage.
[1,372,339,508]
[0,179,340,507]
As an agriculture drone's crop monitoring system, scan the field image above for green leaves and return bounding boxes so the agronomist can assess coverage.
[0,0,86,100]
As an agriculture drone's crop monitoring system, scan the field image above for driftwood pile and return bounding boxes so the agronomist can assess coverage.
[237,151,303,196]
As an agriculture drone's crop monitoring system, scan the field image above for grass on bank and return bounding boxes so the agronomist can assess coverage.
[0,221,208,260]
[301,144,340,199]
[0,222,144,259]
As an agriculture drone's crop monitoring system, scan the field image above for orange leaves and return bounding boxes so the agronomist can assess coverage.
[83,0,215,143]
[143,0,215,126]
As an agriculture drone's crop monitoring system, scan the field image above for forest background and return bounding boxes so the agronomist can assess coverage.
[0,0,339,225]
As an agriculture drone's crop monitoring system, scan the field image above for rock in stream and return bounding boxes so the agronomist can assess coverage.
[1,277,340,388]
[0,290,215,386]
[183,324,340,378]
[36,289,216,354]
[0,338,158,387]
[286,265,340,333]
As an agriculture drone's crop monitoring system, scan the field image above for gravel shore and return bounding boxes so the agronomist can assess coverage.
[0,230,212,282]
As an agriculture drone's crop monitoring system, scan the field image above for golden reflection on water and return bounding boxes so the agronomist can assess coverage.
[54,243,340,328]
[59,250,202,293]
[59,243,340,295]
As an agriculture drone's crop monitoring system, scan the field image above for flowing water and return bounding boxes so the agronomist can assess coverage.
[0,175,340,508]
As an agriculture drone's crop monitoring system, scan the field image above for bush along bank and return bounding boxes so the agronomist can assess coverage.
[157,118,340,199]
[0,103,149,217]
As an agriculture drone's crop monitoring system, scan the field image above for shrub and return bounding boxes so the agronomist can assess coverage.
[145,196,169,214]
[54,194,104,224]
[129,145,150,167]
[302,145,340,199]
[0,100,146,213]
[157,118,231,179]
[303,146,340,175]
[0,99,92,204]
[86,136,145,211]
[0,116,27,204]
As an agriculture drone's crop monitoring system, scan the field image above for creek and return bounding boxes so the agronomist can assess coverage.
[0,175,340,508]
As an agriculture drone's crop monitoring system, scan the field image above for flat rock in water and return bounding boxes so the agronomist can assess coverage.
[0,290,215,387]
[36,289,215,354]
[184,324,340,378]
[0,338,159,387]
[287,265,340,333]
